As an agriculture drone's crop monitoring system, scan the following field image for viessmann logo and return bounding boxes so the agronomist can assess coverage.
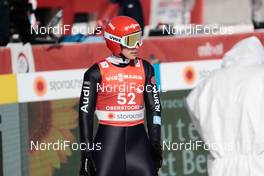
[106,73,143,82]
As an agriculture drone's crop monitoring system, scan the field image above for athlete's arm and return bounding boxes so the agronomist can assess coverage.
[142,60,162,170]
[142,59,163,170]
[79,63,101,176]
[79,63,101,146]
[142,60,162,144]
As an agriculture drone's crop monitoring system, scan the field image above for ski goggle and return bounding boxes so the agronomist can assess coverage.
[104,31,142,48]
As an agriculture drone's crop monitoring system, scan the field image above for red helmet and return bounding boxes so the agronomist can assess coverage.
[104,16,142,56]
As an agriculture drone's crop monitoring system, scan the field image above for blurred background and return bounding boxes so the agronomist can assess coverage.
[0,0,264,176]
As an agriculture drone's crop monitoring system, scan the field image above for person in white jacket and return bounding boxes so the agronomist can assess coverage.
[186,36,264,176]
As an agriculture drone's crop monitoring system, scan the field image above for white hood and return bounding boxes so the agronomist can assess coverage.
[222,36,264,68]
[186,36,264,176]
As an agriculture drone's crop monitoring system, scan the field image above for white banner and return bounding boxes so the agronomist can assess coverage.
[150,0,195,26]
[17,69,86,102]
[160,60,222,91]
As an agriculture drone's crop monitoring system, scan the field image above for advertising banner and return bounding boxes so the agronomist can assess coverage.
[0,32,264,74]
[150,0,184,25]
[0,74,18,105]
[17,69,85,103]
[27,99,80,176]
[160,60,221,91]
[25,92,208,176]
[0,47,12,74]
[160,90,208,176]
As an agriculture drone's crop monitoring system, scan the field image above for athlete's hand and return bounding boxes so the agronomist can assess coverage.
[151,142,163,171]
[79,152,96,176]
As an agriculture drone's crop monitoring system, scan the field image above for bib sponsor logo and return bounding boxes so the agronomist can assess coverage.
[105,74,143,82]
[81,81,91,113]
[96,110,144,122]
[116,111,144,120]
[100,62,109,68]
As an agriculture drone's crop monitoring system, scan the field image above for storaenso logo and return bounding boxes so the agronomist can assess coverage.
[109,35,121,43]
[81,81,91,113]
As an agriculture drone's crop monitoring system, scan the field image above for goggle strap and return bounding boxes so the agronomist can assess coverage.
[104,31,142,48]
[104,32,122,44]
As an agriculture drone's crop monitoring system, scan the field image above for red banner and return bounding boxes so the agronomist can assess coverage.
[140,32,264,62]
[32,43,111,72]
[1,32,264,74]
[0,48,12,74]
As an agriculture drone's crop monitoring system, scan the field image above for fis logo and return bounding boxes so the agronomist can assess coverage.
[100,61,109,68]
[81,81,91,113]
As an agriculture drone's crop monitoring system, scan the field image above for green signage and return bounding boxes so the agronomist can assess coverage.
[159,90,208,176]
